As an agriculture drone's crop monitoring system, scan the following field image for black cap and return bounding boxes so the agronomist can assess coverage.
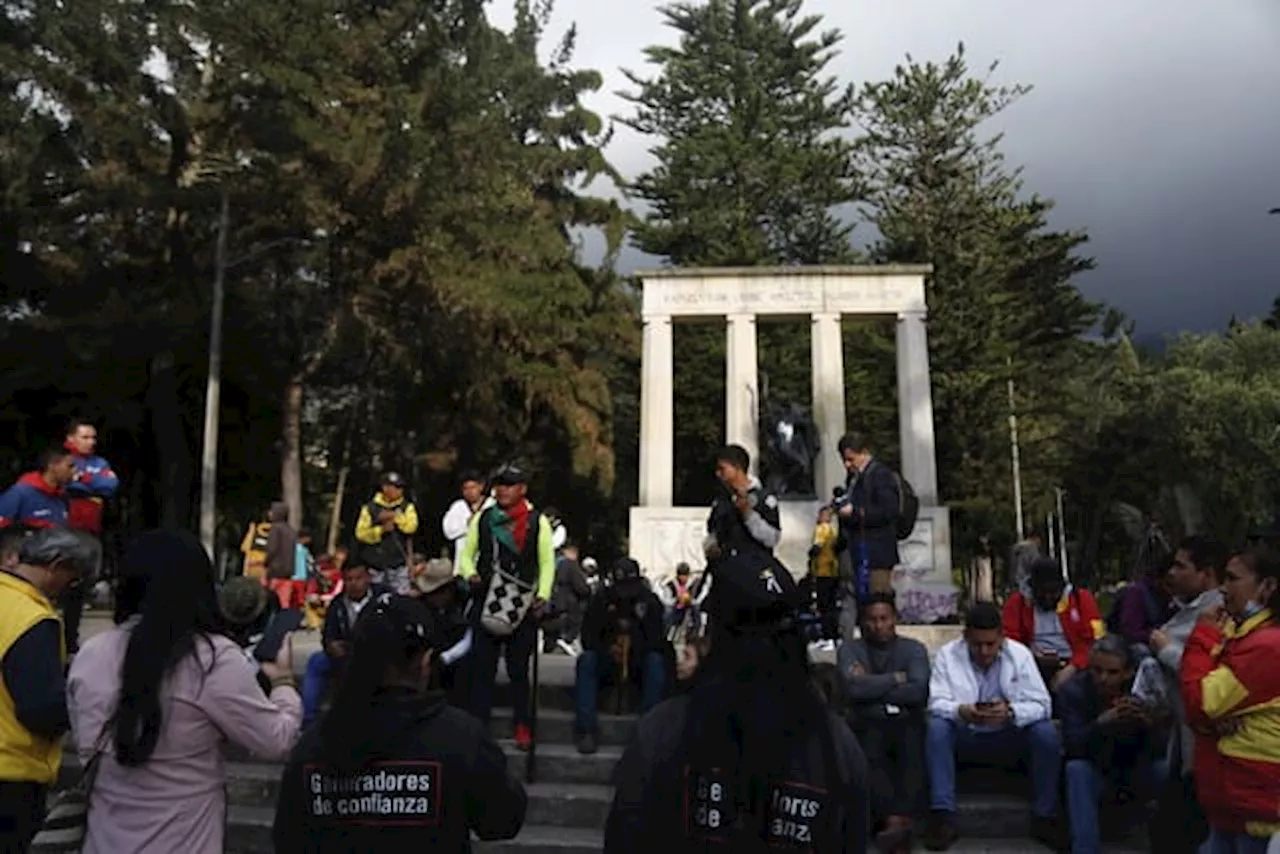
[492,463,528,486]
[613,557,642,582]
[707,551,800,629]
[381,471,405,487]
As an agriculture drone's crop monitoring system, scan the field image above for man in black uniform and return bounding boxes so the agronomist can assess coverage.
[574,557,668,754]
[705,444,781,568]
[604,548,870,853]
[272,594,527,851]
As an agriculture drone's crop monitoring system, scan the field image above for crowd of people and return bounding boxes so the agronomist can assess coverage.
[1,420,1278,854]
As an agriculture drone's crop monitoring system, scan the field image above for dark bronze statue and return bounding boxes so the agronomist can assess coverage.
[761,400,819,499]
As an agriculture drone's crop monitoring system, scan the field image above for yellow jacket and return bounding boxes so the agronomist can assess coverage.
[811,521,840,578]
[0,572,64,782]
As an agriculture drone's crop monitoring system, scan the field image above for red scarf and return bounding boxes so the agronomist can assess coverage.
[506,501,531,551]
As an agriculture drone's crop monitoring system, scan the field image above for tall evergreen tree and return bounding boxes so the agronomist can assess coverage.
[620,0,859,503]
[854,45,1100,553]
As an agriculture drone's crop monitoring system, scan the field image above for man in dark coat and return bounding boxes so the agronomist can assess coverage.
[837,432,901,596]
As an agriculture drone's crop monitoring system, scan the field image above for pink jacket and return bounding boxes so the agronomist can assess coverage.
[67,620,301,854]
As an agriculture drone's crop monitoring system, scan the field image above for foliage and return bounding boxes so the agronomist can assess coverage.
[620,0,860,502]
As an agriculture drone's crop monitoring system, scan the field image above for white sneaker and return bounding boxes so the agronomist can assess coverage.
[557,638,579,657]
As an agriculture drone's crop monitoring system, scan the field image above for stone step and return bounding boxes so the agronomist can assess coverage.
[947,840,1143,853]
[492,707,636,746]
[224,806,604,854]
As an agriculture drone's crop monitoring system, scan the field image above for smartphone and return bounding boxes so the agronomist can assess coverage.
[253,608,304,663]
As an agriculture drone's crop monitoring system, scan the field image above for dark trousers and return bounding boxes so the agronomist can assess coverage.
[60,583,85,652]
[0,780,47,854]
[814,576,840,640]
[856,716,925,819]
[466,617,537,727]
[1149,772,1208,854]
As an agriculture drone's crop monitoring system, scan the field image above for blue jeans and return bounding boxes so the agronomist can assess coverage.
[574,649,666,734]
[1066,758,1166,854]
[1201,829,1271,854]
[926,716,1061,818]
[302,650,334,725]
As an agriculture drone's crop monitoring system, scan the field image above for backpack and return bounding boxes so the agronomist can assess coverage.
[892,473,920,541]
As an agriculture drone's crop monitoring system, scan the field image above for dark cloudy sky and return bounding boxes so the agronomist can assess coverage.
[492,0,1280,335]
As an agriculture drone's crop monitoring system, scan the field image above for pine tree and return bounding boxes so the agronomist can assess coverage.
[854,45,1100,550]
[620,0,859,502]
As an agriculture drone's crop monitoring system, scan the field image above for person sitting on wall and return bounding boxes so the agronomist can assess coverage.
[1002,558,1105,691]
[573,558,667,755]
[923,602,1064,852]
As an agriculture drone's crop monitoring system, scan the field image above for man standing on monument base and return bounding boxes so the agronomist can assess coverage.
[837,432,902,596]
[704,444,781,569]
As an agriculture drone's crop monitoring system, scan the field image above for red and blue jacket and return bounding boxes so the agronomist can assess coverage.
[63,444,118,535]
[0,472,69,530]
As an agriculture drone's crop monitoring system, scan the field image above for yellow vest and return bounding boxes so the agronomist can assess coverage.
[0,571,65,783]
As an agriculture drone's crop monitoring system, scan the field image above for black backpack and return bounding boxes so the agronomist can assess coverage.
[892,473,920,541]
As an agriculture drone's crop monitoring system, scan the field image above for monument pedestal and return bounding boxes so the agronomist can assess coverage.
[629,503,959,624]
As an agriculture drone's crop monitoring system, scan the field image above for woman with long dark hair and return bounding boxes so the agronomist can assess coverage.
[66,529,301,853]
[605,552,870,853]
[272,593,527,851]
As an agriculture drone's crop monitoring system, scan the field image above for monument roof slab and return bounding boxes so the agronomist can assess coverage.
[638,265,932,319]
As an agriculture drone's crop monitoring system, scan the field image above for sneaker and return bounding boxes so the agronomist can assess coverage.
[513,723,534,752]
[575,731,598,755]
[557,638,579,657]
[1029,816,1068,853]
[921,811,958,851]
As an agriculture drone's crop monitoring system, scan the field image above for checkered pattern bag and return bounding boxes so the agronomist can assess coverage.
[480,566,535,637]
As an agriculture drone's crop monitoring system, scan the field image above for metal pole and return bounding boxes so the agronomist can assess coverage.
[1055,487,1069,580]
[198,188,230,559]
[1007,359,1025,537]
[1046,513,1056,560]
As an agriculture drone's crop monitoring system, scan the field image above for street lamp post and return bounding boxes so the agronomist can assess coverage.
[198,188,230,559]
[197,190,320,561]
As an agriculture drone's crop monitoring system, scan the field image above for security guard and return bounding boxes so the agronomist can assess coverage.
[272,594,527,851]
[604,550,870,853]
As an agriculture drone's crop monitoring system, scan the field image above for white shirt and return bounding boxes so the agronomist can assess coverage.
[928,637,1052,727]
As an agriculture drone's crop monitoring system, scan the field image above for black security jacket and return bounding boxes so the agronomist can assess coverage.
[604,680,870,854]
[272,688,526,852]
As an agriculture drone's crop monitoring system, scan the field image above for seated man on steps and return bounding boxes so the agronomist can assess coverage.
[1003,558,1105,692]
[1060,634,1164,854]
[838,591,929,854]
[302,559,374,726]
[923,601,1065,852]
[574,557,667,755]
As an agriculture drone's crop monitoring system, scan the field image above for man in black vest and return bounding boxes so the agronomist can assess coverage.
[354,472,420,593]
[705,444,781,566]
[456,463,555,751]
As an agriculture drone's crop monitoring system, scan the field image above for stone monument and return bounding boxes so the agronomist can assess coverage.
[628,265,958,622]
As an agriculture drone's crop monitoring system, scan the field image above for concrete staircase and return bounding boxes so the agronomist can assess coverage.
[53,640,1150,852]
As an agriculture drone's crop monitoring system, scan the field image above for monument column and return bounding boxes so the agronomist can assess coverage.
[639,315,674,506]
[896,309,939,504]
[810,312,847,500]
[725,313,759,468]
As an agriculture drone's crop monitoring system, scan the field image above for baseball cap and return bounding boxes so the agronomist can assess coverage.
[491,463,528,486]
[219,576,269,626]
[381,471,405,487]
[613,557,642,583]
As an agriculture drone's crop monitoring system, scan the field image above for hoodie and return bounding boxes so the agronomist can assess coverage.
[63,443,118,535]
[0,472,69,530]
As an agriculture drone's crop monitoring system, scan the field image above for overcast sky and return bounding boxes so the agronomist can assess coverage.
[491,0,1280,335]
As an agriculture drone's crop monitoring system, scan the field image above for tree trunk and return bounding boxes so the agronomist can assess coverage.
[148,351,193,529]
[281,380,304,528]
[326,459,350,555]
